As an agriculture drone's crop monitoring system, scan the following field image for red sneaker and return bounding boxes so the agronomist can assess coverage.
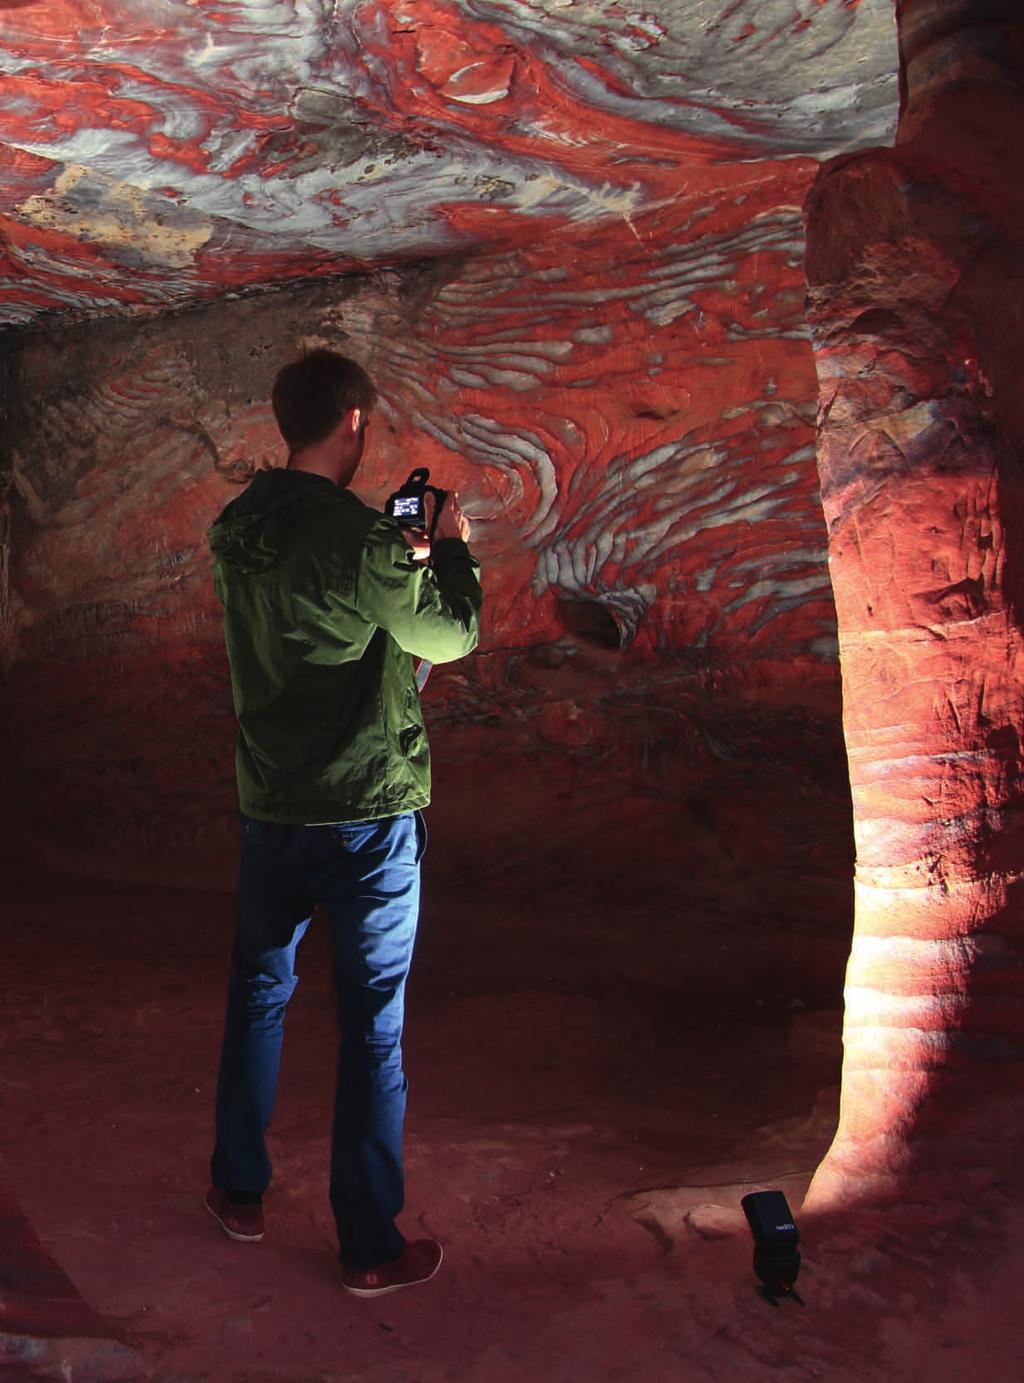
[205,1187,265,1242]
[341,1239,443,1297]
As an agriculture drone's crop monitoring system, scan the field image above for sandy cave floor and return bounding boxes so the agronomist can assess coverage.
[0,819,1019,1381]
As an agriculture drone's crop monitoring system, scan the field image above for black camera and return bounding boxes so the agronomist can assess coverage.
[385,467,447,538]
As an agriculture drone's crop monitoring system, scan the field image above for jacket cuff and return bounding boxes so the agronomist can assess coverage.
[431,537,474,563]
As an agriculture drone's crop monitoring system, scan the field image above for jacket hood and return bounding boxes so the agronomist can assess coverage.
[208,468,335,575]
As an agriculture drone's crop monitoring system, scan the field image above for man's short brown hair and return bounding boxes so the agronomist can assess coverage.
[271,349,378,453]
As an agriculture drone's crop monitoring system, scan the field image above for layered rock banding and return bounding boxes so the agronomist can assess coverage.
[1,192,848,918]
[0,2,895,319]
[0,4,891,902]
[804,0,1024,1209]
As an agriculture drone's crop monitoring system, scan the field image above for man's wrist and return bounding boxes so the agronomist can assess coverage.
[431,535,471,555]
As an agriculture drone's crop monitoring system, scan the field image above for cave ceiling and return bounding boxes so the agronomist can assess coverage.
[0,0,898,326]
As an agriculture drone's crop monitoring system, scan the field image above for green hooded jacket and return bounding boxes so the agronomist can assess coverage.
[208,468,482,824]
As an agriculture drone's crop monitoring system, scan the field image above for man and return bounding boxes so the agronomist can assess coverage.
[204,348,482,1297]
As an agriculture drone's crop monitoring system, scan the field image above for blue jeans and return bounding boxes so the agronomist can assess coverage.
[211,810,425,1269]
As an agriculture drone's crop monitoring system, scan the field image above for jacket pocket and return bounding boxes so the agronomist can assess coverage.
[399,724,423,755]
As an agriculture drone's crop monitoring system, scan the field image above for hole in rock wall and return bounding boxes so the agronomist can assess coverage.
[555,597,624,649]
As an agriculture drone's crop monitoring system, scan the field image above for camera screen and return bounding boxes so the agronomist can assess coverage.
[392,497,421,519]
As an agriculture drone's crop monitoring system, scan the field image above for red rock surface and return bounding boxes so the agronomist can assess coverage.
[0,871,1019,1383]
[0,1176,138,1380]
[802,0,1024,1210]
[1,1,1023,1380]
[0,1,896,323]
[2,170,843,882]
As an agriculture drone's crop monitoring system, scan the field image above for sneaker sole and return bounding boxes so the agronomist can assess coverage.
[342,1245,443,1298]
[205,1195,264,1242]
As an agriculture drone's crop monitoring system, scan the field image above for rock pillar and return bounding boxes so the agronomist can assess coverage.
[804,0,1024,1209]
[0,354,13,872]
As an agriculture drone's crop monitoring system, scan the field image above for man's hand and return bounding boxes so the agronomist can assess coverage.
[431,492,471,543]
[402,492,471,563]
[405,529,432,563]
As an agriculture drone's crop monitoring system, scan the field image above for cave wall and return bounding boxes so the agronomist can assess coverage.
[0,0,897,321]
[2,166,849,896]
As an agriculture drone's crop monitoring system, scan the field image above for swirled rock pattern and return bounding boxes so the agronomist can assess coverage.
[0,3,896,889]
[2,177,852,889]
[0,0,896,323]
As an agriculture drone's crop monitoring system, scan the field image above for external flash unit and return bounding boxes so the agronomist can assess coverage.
[741,1190,802,1304]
